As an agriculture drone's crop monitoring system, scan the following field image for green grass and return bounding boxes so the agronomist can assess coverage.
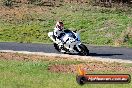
[0,3,132,47]
[0,59,131,88]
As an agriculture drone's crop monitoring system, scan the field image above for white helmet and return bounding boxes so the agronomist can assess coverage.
[55,21,64,31]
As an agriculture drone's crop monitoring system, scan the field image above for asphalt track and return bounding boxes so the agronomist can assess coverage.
[0,42,132,60]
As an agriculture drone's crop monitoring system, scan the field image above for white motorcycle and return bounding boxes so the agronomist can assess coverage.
[48,30,89,56]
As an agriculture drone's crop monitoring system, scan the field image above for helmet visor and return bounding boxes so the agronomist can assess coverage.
[58,24,64,30]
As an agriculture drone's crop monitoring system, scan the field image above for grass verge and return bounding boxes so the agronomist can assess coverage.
[0,52,131,88]
[0,3,131,47]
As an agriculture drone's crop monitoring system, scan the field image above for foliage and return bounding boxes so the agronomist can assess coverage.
[2,0,13,7]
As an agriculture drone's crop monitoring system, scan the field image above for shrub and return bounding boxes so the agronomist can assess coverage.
[2,0,13,7]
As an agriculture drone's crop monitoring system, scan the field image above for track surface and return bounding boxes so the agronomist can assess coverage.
[0,42,132,60]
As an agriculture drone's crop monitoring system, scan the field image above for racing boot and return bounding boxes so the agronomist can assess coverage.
[58,42,65,53]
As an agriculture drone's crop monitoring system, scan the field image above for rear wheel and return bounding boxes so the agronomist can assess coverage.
[78,44,89,56]
[53,43,67,53]
[53,43,60,52]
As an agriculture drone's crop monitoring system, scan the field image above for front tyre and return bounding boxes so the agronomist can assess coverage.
[78,44,89,56]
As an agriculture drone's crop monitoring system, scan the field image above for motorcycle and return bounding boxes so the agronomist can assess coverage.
[48,30,89,56]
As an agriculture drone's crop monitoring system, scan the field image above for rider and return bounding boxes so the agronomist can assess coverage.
[48,21,65,51]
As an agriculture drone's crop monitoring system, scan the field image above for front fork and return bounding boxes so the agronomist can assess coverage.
[74,42,81,52]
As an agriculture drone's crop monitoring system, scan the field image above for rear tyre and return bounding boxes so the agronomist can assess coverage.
[53,43,60,52]
[78,44,89,56]
[53,43,67,54]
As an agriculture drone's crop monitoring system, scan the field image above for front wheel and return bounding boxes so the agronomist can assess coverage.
[78,44,89,56]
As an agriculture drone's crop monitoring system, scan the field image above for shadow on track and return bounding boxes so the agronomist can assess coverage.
[89,53,123,57]
[67,52,123,57]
